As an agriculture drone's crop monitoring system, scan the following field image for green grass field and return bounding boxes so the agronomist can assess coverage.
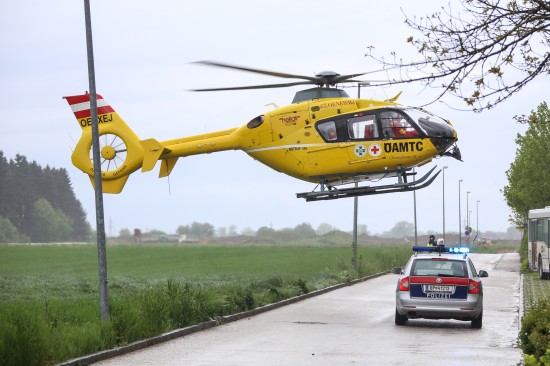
[0,244,410,300]
[0,243,411,365]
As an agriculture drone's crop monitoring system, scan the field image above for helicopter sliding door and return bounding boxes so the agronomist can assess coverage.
[347,114,379,140]
[345,113,384,165]
[343,109,425,171]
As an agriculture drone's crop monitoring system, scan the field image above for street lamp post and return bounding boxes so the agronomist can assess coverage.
[413,168,418,245]
[84,0,109,321]
[466,191,471,245]
[476,200,480,242]
[466,192,471,228]
[459,179,463,245]
[442,166,448,242]
[352,183,358,271]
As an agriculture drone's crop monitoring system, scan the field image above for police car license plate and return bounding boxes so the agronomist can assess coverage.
[423,285,455,293]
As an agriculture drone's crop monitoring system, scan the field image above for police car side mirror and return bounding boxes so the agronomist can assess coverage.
[391,267,402,275]
[478,270,489,278]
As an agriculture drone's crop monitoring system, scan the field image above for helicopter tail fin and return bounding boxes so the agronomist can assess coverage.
[64,93,168,193]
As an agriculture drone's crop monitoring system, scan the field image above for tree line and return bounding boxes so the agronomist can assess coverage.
[504,102,550,228]
[119,220,519,244]
[0,152,91,242]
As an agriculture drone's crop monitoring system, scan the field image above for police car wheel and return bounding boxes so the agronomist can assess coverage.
[395,309,407,325]
[471,311,483,329]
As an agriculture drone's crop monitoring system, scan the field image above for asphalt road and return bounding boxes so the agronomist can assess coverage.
[95,253,522,366]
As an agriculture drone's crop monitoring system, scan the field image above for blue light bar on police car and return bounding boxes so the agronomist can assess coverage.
[412,246,470,253]
[448,247,470,253]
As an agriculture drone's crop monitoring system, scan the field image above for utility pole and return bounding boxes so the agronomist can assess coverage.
[413,168,418,246]
[442,166,447,242]
[84,0,109,320]
[466,191,471,247]
[458,179,463,245]
[476,200,480,241]
[352,184,358,271]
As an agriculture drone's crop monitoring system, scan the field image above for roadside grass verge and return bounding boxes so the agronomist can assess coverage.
[522,271,550,311]
[517,231,550,365]
[521,273,550,365]
[0,244,410,365]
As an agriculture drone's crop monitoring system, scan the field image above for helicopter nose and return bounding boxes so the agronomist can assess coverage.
[430,136,457,154]
[426,123,459,159]
[416,117,457,156]
[440,144,462,161]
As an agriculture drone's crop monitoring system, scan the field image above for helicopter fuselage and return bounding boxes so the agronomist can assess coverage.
[159,96,457,186]
[65,92,458,194]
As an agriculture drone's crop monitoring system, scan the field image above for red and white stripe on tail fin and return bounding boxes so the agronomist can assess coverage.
[64,93,115,125]
[64,93,114,118]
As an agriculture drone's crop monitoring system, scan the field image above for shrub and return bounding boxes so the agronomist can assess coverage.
[110,280,221,344]
[521,298,550,360]
[293,278,309,295]
[0,216,19,243]
[224,286,256,313]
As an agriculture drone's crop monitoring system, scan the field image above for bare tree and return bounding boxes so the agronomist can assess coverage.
[366,0,550,112]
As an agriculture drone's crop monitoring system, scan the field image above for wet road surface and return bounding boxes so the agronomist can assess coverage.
[95,253,522,365]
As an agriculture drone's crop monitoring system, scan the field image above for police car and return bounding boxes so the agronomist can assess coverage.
[393,245,488,328]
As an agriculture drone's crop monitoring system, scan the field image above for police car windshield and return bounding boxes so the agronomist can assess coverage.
[411,259,466,278]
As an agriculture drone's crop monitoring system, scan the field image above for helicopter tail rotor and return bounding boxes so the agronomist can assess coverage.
[64,93,169,193]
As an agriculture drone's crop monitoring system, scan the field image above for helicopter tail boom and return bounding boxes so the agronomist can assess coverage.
[64,93,244,193]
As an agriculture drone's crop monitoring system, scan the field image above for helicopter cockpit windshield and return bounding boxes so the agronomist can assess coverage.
[400,107,455,138]
[380,111,420,139]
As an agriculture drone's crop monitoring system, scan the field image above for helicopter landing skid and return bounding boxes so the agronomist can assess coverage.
[296,166,440,202]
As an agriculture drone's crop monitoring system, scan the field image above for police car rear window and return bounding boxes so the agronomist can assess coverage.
[411,259,466,277]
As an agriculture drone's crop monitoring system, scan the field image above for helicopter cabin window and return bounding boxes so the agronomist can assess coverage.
[380,111,419,139]
[317,121,338,141]
[347,114,378,140]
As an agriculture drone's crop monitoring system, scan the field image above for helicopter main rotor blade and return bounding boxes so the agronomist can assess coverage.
[191,60,403,91]
[332,71,401,84]
[343,79,392,85]
[332,65,407,84]
[331,73,368,84]
[193,60,320,83]
[190,81,314,92]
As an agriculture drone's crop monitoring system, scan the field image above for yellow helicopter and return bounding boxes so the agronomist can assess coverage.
[64,61,461,201]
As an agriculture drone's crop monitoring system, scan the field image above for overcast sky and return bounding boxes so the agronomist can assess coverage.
[1,0,544,237]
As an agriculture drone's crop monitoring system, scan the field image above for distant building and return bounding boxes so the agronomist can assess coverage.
[138,234,198,243]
